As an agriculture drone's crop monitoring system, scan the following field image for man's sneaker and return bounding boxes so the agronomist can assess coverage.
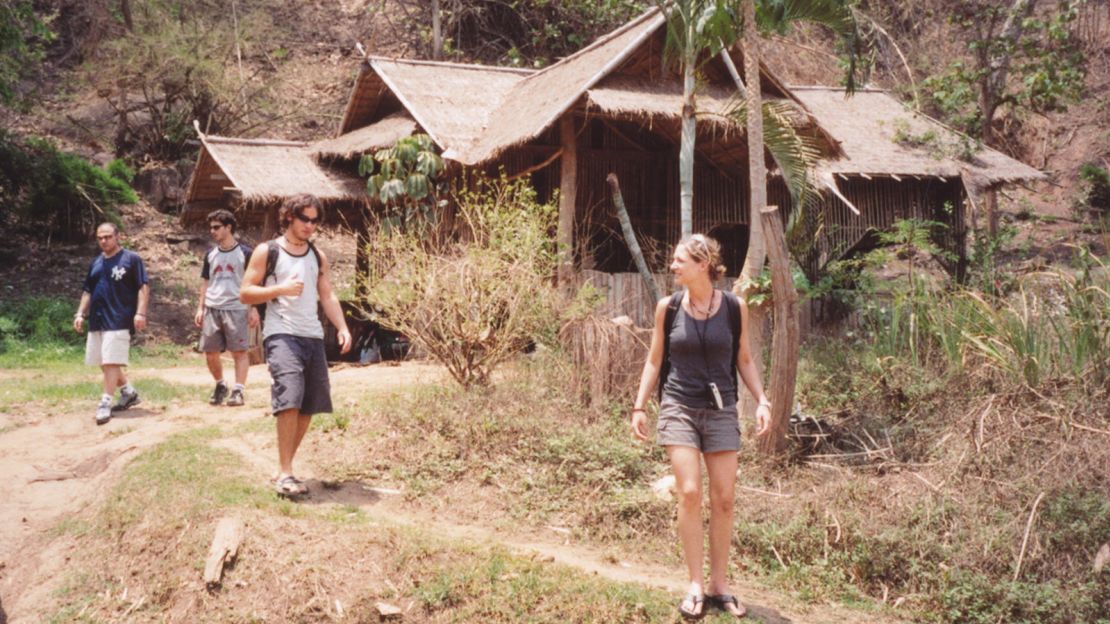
[113,388,141,411]
[226,388,245,406]
[209,381,229,405]
[95,401,112,425]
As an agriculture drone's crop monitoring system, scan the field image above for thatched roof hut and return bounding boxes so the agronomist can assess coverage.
[184,6,1046,317]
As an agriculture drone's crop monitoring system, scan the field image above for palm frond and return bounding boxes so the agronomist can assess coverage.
[658,0,740,71]
[721,97,823,253]
[754,0,865,92]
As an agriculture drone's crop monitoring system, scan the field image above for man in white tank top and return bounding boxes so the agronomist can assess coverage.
[240,195,352,497]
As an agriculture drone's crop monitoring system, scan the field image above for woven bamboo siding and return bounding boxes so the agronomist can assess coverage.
[339,67,387,135]
[576,121,750,274]
[799,176,967,278]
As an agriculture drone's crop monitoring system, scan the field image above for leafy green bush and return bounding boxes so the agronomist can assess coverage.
[0,131,137,240]
[0,297,81,344]
[1075,163,1110,217]
[0,0,52,106]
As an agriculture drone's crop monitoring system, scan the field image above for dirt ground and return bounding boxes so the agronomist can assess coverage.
[0,357,905,624]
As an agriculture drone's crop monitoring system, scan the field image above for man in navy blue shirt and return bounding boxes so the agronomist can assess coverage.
[74,223,150,425]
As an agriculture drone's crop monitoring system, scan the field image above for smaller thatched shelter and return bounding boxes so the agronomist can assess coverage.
[184,129,368,232]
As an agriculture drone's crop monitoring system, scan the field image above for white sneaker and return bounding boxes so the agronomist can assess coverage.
[113,388,141,411]
[96,401,112,425]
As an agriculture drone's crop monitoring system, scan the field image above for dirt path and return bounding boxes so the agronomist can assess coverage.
[0,361,443,622]
[0,361,902,623]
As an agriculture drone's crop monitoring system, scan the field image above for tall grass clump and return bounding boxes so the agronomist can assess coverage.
[862,248,1110,391]
[786,240,1110,622]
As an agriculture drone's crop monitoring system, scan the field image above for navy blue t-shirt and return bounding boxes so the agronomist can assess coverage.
[83,249,149,332]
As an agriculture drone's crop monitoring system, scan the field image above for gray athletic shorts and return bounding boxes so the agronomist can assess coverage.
[199,307,250,353]
[264,334,333,416]
[656,398,741,453]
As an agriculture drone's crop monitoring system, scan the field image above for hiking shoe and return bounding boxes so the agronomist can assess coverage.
[113,388,141,411]
[209,381,229,405]
[95,401,112,425]
[226,388,245,406]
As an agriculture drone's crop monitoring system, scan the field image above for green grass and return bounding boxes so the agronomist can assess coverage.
[0,341,193,369]
[0,376,207,412]
[98,427,295,529]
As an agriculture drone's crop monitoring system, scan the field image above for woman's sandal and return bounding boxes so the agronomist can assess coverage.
[678,592,707,620]
[275,475,307,497]
[707,594,747,619]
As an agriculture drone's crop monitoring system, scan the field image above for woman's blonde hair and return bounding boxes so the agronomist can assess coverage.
[677,234,727,281]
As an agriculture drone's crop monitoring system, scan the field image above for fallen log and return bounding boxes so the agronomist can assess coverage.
[203,516,245,588]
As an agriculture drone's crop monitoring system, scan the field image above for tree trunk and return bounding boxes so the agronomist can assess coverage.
[557,115,578,286]
[120,0,134,32]
[608,173,662,306]
[758,206,799,456]
[735,0,769,426]
[432,0,443,61]
[738,0,767,282]
[678,21,696,239]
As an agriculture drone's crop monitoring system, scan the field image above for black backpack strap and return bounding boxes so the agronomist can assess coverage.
[657,290,685,402]
[263,239,281,283]
[723,291,742,389]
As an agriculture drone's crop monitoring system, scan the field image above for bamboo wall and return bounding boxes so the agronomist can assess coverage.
[799,176,967,278]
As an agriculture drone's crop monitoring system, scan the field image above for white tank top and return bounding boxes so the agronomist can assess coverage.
[263,240,323,340]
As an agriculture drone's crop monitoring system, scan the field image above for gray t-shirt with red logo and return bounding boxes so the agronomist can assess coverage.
[201,242,252,310]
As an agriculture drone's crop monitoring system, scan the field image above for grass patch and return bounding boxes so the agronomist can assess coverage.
[0,341,193,370]
[309,353,673,543]
[0,375,207,412]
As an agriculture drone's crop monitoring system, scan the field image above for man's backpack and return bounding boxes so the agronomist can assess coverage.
[255,239,321,323]
[657,289,742,401]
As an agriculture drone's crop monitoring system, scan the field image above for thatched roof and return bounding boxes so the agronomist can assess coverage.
[336,7,839,164]
[448,9,666,164]
[586,76,737,124]
[340,58,531,146]
[186,134,366,205]
[792,86,1044,186]
[313,111,418,160]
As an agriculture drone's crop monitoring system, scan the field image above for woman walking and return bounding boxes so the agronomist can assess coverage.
[631,234,771,620]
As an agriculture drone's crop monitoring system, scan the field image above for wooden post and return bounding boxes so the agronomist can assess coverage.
[557,115,577,286]
[758,205,799,456]
[607,173,661,307]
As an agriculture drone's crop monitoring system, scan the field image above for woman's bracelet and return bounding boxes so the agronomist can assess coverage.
[758,398,772,408]
[631,407,646,413]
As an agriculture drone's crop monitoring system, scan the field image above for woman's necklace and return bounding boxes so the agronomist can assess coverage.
[689,290,715,319]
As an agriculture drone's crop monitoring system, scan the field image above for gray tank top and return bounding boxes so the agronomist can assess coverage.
[662,297,738,409]
[262,240,323,340]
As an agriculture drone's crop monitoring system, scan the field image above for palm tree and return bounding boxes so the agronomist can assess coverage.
[660,0,737,238]
[738,0,862,282]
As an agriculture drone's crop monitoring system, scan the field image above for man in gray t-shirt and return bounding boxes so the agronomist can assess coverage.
[195,209,259,406]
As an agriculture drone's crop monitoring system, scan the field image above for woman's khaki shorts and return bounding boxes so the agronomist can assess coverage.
[656,398,740,453]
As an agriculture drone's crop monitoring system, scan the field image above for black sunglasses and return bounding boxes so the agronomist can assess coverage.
[209,223,225,231]
[294,212,321,225]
